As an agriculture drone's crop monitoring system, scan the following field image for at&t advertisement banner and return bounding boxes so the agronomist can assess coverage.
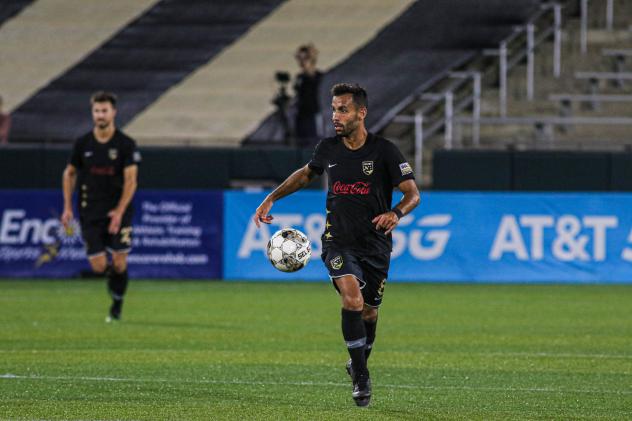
[224,191,632,283]
[0,190,222,278]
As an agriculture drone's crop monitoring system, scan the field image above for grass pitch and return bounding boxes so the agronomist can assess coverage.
[1,280,631,420]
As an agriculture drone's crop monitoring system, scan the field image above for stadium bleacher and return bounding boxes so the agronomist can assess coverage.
[3,0,543,148]
[0,0,158,120]
[0,0,33,27]
[6,0,414,145]
[8,0,284,143]
[2,0,630,183]
[246,0,541,144]
[124,0,414,146]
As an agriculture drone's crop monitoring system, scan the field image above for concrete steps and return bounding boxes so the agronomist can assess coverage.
[124,0,414,146]
[0,0,158,111]
[452,3,632,153]
[406,4,632,188]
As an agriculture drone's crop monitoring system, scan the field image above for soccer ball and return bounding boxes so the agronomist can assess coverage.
[266,228,312,272]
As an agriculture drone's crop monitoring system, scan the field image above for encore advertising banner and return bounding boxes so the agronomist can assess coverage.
[0,190,222,279]
[224,191,632,283]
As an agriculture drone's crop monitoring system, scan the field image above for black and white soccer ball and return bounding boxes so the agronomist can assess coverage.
[266,228,312,272]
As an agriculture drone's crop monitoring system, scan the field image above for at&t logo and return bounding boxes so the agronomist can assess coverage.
[392,214,452,260]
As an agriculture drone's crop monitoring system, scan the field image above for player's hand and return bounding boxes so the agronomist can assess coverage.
[108,209,123,234]
[61,208,74,228]
[254,199,274,228]
[372,211,400,235]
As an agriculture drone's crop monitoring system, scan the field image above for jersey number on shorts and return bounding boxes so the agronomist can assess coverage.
[119,227,132,246]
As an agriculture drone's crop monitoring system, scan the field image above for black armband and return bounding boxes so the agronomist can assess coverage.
[391,207,404,220]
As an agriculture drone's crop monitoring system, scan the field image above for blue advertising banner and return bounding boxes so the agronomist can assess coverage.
[224,191,329,281]
[0,190,222,279]
[224,191,632,283]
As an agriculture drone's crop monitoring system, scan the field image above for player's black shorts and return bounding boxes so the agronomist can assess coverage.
[322,247,390,308]
[80,214,133,257]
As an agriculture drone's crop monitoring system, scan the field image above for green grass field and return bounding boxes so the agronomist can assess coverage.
[1,280,631,420]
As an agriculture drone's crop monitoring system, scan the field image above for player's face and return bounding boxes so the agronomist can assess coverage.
[331,94,366,137]
[92,101,116,129]
[296,52,310,69]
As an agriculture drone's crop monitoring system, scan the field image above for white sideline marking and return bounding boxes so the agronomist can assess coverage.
[1,373,630,395]
[1,349,631,360]
[476,351,632,360]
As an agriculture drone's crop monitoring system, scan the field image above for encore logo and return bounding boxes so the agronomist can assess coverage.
[332,181,371,195]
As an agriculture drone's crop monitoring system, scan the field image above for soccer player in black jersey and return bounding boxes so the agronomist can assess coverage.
[61,91,141,322]
[254,83,420,406]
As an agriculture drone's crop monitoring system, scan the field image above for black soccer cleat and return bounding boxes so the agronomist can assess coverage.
[105,299,123,323]
[352,373,372,407]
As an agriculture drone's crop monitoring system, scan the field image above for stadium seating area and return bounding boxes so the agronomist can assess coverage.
[3,0,541,146]
[0,0,158,127]
[7,0,283,143]
[359,0,632,186]
[3,0,416,145]
[248,0,541,144]
[469,0,632,149]
[2,0,631,189]
[126,0,415,146]
[0,0,32,26]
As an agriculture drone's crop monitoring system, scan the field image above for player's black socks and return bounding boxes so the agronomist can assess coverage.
[107,269,128,300]
[341,308,368,376]
[364,317,378,361]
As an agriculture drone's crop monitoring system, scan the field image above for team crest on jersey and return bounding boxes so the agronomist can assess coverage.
[108,149,118,160]
[330,255,344,270]
[362,161,374,175]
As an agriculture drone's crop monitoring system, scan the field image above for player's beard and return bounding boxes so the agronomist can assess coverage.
[95,120,110,130]
[335,116,360,138]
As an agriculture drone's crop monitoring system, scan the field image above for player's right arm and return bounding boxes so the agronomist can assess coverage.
[254,164,316,228]
[61,164,77,228]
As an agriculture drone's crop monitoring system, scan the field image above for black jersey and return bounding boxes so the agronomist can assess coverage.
[69,129,141,220]
[308,133,415,255]
[294,70,322,116]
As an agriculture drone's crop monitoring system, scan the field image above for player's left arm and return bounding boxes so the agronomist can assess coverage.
[372,179,420,234]
[108,164,138,234]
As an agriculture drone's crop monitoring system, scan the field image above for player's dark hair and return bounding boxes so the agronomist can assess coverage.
[295,43,318,64]
[331,83,368,110]
[90,91,117,108]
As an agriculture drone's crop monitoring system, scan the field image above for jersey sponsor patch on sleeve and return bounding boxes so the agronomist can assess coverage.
[399,162,413,176]
[133,151,142,163]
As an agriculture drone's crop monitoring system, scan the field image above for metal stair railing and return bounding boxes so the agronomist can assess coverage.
[483,3,563,116]
[391,72,481,181]
[454,115,632,143]
[580,0,616,54]
[386,3,562,181]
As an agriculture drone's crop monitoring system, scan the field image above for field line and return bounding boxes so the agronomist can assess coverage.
[1,349,631,360]
[1,373,631,396]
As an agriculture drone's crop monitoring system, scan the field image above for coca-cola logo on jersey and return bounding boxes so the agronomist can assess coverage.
[332,181,371,195]
[90,166,115,176]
